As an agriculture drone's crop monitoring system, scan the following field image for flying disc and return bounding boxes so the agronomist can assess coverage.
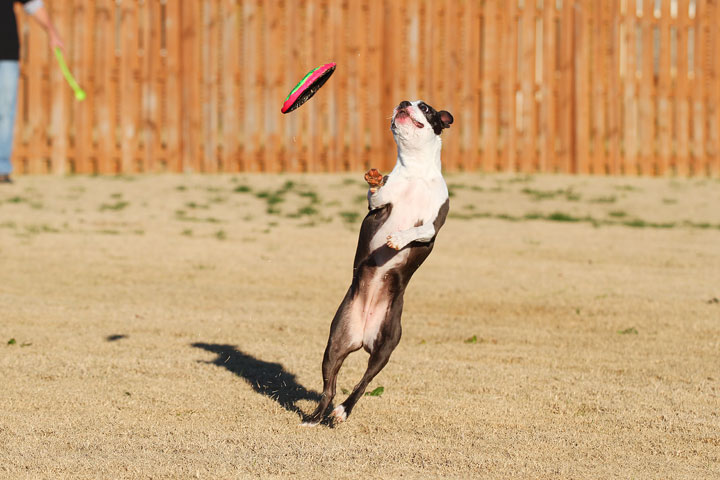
[281,62,336,114]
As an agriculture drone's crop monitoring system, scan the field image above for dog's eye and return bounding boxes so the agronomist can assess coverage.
[419,104,428,113]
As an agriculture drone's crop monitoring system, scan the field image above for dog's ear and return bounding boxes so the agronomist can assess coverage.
[439,110,453,129]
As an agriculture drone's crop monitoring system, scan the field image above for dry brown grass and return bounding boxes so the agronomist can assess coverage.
[1,173,719,479]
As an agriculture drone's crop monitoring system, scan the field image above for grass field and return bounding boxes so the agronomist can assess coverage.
[1,173,719,479]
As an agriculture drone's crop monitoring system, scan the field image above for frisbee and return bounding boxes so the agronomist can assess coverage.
[281,62,336,114]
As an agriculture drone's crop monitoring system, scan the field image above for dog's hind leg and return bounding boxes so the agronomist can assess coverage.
[331,295,403,423]
[302,289,362,426]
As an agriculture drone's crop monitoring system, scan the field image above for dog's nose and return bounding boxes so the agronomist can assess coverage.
[398,100,411,110]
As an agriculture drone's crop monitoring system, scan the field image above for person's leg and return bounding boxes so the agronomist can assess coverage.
[0,61,20,178]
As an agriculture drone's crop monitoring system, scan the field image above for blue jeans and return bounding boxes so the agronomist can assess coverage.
[0,61,20,175]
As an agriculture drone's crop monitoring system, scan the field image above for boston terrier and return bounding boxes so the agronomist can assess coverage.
[302,100,453,426]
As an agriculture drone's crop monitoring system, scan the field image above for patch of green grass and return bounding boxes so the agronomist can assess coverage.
[506,174,535,183]
[215,230,227,240]
[618,327,638,335]
[24,224,59,234]
[662,198,678,205]
[176,185,188,191]
[6,196,26,204]
[464,335,478,344]
[256,191,285,207]
[521,188,580,202]
[298,190,320,204]
[233,185,251,193]
[546,212,584,223]
[449,209,716,231]
[175,211,222,223]
[7,338,16,345]
[588,195,617,204]
[615,185,640,192]
[608,210,628,218]
[181,229,193,236]
[340,211,360,224]
[684,221,718,230]
[185,202,209,210]
[110,193,123,199]
[100,201,129,211]
[111,175,137,182]
[622,219,676,229]
[448,183,468,191]
[297,206,318,216]
[364,386,384,397]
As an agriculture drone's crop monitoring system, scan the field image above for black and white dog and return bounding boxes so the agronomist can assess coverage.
[303,100,453,426]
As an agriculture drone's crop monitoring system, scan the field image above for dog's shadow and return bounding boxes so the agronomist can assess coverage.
[191,342,329,425]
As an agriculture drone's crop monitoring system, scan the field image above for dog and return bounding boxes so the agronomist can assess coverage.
[302,100,453,426]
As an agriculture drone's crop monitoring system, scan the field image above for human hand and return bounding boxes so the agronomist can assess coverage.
[49,31,64,51]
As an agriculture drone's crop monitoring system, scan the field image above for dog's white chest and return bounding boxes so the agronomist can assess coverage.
[369,179,435,252]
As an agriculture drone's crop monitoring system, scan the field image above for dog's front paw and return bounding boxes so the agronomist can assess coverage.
[386,233,406,250]
[364,168,385,187]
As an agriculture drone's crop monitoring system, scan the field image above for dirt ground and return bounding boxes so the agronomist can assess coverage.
[1,172,719,479]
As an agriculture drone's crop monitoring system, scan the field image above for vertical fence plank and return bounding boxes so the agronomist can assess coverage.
[165,0,182,173]
[712,0,720,176]
[462,0,481,171]
[638,0,656,175]
[574,0,591,174]
[540,0,556,173]
[72,1,94,173]
[347,0,366,171]
[94,0,115,174]
[25,4,48,174]
[591,1,607,174]
[692,0,707,174]
[657,0,672,175]
[519,0,536,172]
[558,0,575,173]
[503,0,519,172]
[482,0,499,171]
[676,0,691,176]
[622,1,638,174]
[47,1,68,174]
[120,0,139,173]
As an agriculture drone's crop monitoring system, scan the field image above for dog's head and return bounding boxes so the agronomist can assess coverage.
[390,100,453,148]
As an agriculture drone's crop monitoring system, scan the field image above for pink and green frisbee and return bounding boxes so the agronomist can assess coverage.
[281,62,336,114]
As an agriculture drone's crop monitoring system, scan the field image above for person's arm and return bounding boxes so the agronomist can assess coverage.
[23,1,64,50]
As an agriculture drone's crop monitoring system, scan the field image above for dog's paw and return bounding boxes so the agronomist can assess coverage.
[386,233,406,250]
[299,420,320,428]
[330,405,347,423]
[364,168,385,187]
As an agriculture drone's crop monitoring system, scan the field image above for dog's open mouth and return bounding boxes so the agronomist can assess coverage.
[394,109,424,129]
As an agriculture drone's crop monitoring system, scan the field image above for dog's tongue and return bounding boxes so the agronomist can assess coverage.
[395,109,424,128]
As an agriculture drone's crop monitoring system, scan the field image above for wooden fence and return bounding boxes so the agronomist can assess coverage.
[11,0,720,176]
